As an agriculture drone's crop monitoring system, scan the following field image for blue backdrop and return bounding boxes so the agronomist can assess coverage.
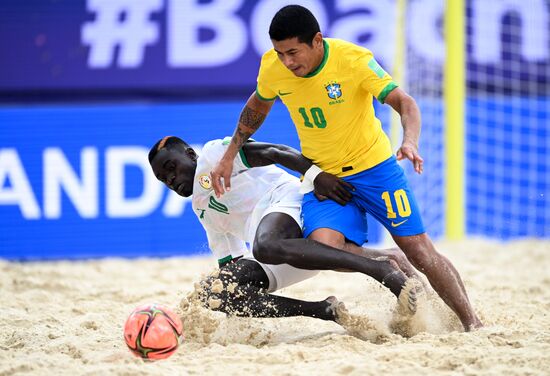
[0,0,548,259]
[0,101,387,260]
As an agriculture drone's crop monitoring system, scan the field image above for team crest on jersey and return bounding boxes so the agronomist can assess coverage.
[325,82,342,99]
[198,174,212,190]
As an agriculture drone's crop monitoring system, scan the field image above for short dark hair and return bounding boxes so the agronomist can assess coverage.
[148,136,189,163]
[269,5,320,45]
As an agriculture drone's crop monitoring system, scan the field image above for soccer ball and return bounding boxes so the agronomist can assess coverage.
[123,303,183,360]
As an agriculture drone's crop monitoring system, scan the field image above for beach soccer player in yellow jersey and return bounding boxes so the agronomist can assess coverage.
[211,5,483,331]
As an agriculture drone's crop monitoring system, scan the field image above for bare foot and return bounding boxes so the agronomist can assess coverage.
[326,296,392,342]
[325,296,348,323]
[466,320,484,332]
[397,278,423,316]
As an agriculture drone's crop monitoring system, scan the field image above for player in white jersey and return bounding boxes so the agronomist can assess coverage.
[149,136,419,320]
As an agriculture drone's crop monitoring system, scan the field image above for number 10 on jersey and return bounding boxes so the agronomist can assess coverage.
[298,107,327,128]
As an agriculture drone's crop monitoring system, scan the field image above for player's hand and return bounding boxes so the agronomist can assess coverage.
[314,192,328,201]
[313,172,355,206]
[211,158,234,197]
[396,141,424,174]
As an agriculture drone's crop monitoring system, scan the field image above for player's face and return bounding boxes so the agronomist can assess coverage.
[151,147,197,197]
[272,33,324,77]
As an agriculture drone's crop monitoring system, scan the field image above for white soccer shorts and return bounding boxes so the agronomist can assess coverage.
[244,180,319,292]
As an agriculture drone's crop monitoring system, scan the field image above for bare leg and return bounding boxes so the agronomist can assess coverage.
[392,233,483,331]
[253,214,409,299]
[199,259,338,321]
[304,228,418,313]
[342,243,422,280]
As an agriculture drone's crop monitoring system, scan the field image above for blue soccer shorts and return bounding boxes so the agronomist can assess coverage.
[302,156,425,245]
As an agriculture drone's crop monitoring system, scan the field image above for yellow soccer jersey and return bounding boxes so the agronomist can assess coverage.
[256,38,398,177]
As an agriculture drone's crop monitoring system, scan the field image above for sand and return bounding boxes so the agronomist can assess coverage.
[1,239,549,375]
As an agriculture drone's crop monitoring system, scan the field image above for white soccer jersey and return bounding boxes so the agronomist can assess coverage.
[192,138,300,265]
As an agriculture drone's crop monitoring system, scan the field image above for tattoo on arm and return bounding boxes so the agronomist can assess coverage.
[232,105,266,148]
[240,105,266,130]
[232,127,250,149]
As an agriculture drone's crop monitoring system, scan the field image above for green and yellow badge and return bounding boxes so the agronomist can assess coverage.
[198,174,212,190]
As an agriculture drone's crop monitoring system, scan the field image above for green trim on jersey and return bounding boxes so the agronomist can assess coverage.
[218,255,233,266]
[238,149,251,168]
[222,136,253,167]
[255,87,277,101]
[367,57,387,78]
[378,82,398,104]
[304,39,330,78]
[223,136,255,145]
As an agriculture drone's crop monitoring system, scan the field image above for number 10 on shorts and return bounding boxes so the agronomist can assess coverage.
[381,189,411,219]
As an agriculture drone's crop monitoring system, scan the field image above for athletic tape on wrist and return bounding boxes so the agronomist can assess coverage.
[300,165,324,194]
[305,165,323,182]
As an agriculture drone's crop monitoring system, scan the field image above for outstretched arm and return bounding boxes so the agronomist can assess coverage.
[242,142,311,173]
[385,87,424,174]
[211,92,275,197]
[242,142,354,205]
